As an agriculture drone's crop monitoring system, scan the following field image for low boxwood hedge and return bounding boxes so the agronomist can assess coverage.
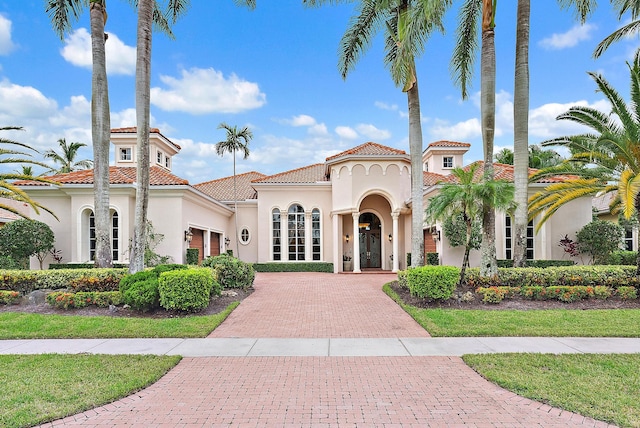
[252,262,333,273]
[0,268,129,294]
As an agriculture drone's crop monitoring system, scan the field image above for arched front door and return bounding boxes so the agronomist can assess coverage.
[358,213,381,269]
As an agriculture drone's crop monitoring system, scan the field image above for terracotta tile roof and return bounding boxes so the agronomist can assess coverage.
[439,161,571,184]
[426,140,471,149]
[16,166,189,186]
[423,171,446,187]
[194,171,266,201]
[253,164,328,184]
[110,127,182,150]
[326,142,407,162]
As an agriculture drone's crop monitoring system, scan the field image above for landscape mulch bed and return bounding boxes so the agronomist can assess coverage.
[389,282,640,310]
[0,288,254,318]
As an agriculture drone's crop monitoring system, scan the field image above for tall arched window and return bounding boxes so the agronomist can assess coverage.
[89,210,120,261]
[288,204,305,261]
[312,208,321,261]
[272,208,281,261]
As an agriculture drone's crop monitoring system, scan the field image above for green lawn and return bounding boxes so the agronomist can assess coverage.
[383,284,640,337]
[0,354,181,428]
[464,353,640,428]
[0,301,239,339]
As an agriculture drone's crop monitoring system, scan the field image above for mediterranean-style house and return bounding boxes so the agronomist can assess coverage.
[15,128,592,271]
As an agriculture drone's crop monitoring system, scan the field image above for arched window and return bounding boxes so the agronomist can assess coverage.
[272,208,281,261]
[288,204,305,261]
[89,210,120,261]
[312,208,321,261]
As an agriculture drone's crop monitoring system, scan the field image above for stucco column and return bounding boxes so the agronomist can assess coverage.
[305,210,312,261]
[204,229,210,258]
[352,212,361,273]
[392,211,399,272]
[332,213,340,273]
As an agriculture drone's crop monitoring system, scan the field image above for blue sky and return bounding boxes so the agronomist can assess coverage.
[0,1,637,183]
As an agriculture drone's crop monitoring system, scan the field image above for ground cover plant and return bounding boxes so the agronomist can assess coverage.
[0,354,180,428]
[464,353,640,428]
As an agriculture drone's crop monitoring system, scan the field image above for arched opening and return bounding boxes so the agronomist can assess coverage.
[358,212,381,269]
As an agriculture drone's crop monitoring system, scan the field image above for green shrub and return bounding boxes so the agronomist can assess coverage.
[0,255,24,270]
[152,264,188,275]
[425,253,439,266]
[520,286,549,300]
[121,279,159,312]
[186,248,199,265]
[476,286,513,304]
[252,262,333,273]
[0,290,20,305]
[577,220,625,264]
[397,270,409,289]
[158,268,213,312]
[202,254,255,289]
[46,292,76,309]
[593,286,613,300]
[617,286,638,300]
[0,268,129,294]
[46,290,122,309]
[407,266,458,301]
[607,251,637,265]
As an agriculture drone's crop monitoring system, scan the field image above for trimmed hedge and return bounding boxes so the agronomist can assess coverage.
[0,268,129,294]
[466,265,640,289]
[407,265,459,301]
[118,264,189,312]
[49,263,129,269]
[46,291,123,309]
[252,262,333,273]
[607,251,637,266]
[158,268,215,312]
[496,259,575,268]
[202,254,255,289]
[0,290,20,305]
[475,284,632,304]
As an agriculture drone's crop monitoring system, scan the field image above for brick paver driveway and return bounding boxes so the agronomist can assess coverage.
[40,272,614,427]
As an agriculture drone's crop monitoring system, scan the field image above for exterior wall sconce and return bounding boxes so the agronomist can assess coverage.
[184,228,193,243]
[345,234,350,243]
[431,229,441,242]
[388,234,392,242]
[224,237,231,247]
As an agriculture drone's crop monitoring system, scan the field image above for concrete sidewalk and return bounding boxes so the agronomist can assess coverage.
[3,336,640,357]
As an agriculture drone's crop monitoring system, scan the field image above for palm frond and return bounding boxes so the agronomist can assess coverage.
[556,0,597,24]
[618,169,640,219]
[338,0,385,79]
[45,0,86,39]
[594,19,640,58]
[449,0,481,100]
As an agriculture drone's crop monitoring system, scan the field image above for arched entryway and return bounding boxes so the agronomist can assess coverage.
[358,212,382,269]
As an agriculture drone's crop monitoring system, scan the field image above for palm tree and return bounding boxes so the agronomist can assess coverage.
[494,148,514,165]
[450,0,498,277]
[594,0,640,58]
[129,0,254,273]
[528,49,640,274]
[305,0,451,267]
[494,146,563,168]
[425,163,514,286]
[46,0,113,267]
[44,138,93,174]
[512,1,596,268]
[215,122,252,258]
[0,126,58,220]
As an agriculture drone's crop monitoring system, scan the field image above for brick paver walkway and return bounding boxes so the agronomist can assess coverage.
[38,272,615,427]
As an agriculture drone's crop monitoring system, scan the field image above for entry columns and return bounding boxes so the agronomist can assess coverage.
[352,212,361,273]
[392,212,399,272]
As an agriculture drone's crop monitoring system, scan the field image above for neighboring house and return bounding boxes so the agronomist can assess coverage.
[17,128,591,271]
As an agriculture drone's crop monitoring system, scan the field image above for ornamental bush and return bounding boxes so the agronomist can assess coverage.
[121,278,159,312]
[407,266,458,301]
[202,254,255,289]
[158,268,215,312]
[0,290,20,305]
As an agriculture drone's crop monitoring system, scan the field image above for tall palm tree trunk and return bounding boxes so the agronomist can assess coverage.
[233,148,240,259]
[480,0,498,277]
[513,0,530,267]
[90,1,112,268]
[130,0,154,273]
[408,70,424,267]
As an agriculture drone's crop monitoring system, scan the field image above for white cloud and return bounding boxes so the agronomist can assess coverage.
[0,15,16,55]
[529,99,610,138]
[61,28,136,75]
[0,79,58,119]
[335,126,358,140]
[374,101,399,111]
[355,124,391,141]
[539,24,596,50]
[151,67,266,114]
[428,117,481,141]
[288,114,317,127]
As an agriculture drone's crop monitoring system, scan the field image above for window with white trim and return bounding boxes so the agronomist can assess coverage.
[156,151,163,165]
[288,204,305,261]
[240,227,250,244]
[312,208,321,261]
[272,209,281,261]
[443,156,453,168]
[89,210,119,261]
[120,148,132,161]
[505,215,534,260]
